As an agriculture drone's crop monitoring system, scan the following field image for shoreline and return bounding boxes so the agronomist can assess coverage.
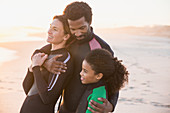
[0,40,47,68]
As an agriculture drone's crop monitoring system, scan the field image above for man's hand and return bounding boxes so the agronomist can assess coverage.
[88,98,113,113]
[43,54,67,74]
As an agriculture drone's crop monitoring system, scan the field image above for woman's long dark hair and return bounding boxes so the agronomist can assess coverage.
[85,49,129,96]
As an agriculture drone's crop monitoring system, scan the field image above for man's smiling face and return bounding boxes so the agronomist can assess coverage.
[68,16,91,40]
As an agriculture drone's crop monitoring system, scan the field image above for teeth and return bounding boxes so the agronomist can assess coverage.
[49,36,53,39]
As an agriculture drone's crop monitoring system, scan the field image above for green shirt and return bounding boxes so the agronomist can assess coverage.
[86,86,106,113]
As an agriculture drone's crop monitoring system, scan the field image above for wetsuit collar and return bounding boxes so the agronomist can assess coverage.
[86,80,105,91]
[50,48,66,54]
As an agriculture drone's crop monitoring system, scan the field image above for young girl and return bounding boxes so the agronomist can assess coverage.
[76,48,129,113]
[20,15,74,113]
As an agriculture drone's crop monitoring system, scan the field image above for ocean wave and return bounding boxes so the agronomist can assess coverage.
[0,47,18,66]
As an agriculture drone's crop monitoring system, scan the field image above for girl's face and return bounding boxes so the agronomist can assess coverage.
[80,60,100,84]
[47,19,67,45]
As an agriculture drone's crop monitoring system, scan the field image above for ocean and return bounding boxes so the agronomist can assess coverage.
[0,47,18,66]
[0,35,44,66]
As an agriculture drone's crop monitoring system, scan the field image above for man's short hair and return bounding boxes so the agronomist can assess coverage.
[63,1,92,24]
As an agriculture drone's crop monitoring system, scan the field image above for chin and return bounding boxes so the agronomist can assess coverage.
[81,81,87,84]
[76,37,85,40]
[47,39,52,43]
[47,39,50,42]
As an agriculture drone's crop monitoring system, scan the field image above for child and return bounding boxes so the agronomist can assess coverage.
[76,48,129,113]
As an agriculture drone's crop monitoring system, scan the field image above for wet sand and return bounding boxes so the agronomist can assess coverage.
[0,41,46,113]
[0,34,170,113]
[101,34,170,113]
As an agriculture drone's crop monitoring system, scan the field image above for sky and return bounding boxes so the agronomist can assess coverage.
[0,0,170,29]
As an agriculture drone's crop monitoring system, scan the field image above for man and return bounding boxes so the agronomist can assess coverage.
[36,2,119,113]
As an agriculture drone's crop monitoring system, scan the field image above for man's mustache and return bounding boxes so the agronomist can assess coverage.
[73,35,85,38]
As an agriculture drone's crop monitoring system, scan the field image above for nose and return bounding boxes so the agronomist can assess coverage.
[80,70,83,76]
[74,30,82,37]
[48,28,52,34]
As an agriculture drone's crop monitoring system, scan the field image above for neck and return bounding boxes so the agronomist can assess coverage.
[51,43,65,51]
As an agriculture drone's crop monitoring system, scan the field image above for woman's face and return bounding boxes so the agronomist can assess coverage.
[47,19,66,45]
[80,60,100,84]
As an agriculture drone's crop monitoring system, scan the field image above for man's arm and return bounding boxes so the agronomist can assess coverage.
[88,99,113,113]
[88,92,119,113]
[108,92,119,111]
[43,55,67,74]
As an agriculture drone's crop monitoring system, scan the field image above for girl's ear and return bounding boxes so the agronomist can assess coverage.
[64,34,70,41]
[96,73,103,80]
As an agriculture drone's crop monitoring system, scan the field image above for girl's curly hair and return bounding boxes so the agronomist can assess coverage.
[85,49,129,96]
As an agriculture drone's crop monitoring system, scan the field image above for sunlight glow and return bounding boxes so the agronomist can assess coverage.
[0,0,170,29]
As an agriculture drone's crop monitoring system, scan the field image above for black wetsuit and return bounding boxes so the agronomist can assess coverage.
[20,48,73,113]
[36,28,119,113]
[75,80,108,113]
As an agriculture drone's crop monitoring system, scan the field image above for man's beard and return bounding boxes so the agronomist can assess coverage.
[73,31,91,40]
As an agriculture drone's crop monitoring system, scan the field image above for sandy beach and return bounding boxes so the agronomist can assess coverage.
[0,41,46,113]
[0,34,170,113]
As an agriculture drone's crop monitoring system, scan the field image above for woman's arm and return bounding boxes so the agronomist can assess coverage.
[22,68,34,95]
[32,52,74,104]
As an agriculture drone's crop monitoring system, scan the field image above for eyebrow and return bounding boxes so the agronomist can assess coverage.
[70,25,86,30]
[50,24,57,27]
[50,24,59,29]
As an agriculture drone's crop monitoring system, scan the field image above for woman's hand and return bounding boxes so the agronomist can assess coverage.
[32,53,48,68]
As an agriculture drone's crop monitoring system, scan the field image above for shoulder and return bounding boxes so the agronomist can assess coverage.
[91,86,107,98]
[93,86,106,94]
[58,49,71,64]
[62,50,71,64]
[50,48,72,64]
[89,86,107,104]
[93,34,114,55]
[93,34,110,48]
[39,44,52,54]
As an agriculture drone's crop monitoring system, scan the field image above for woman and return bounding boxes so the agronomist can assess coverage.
[20,15,74,113]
